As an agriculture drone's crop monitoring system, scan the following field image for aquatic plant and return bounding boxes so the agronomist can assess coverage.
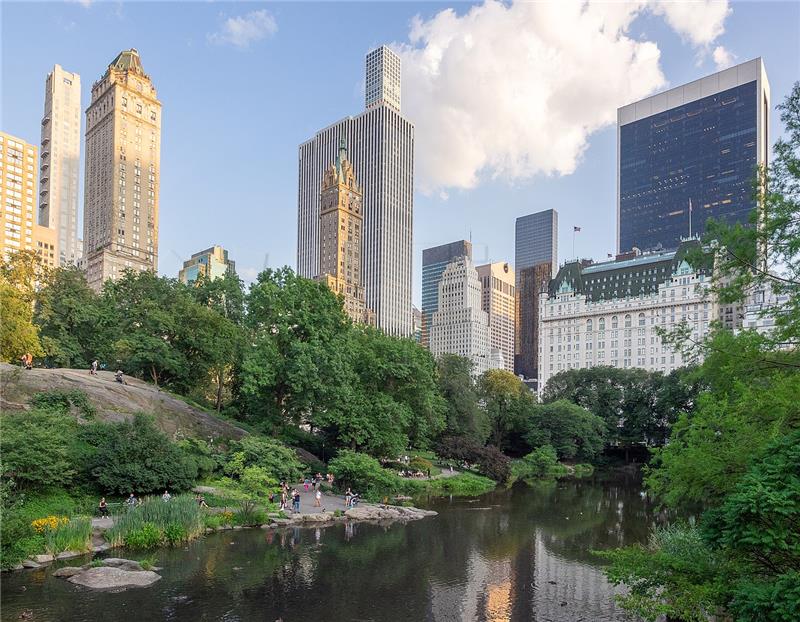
[106,495,204,548]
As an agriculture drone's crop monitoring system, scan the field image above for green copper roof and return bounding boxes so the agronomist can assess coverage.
[106,49,146,76]
[335,137,348,180]
[549,240,711,302]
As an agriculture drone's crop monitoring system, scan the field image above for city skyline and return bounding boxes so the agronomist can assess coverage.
[1,1,798,305]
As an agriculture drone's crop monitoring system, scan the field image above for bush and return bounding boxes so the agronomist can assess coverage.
[30,390,95,418]
[1,410,78,489]
[79,414,198,494]
[163,522,188,545]
[572,463,594,478]
[43,516,92,555]
[233,499,266,526]
[328,450,399,498]
[513,446,568,480]
[240,466,277,498]
[475,445,511,482]
[177,438,224,479]
[223,436,304,484]
[409,456,433,473]
[124,523,162,549]
[424,472,496,496]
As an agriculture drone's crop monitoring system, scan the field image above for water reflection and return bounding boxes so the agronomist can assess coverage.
[2,474,650,621]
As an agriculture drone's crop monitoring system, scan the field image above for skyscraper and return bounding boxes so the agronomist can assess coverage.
[365,45,401,112]
[315,139,372,324]
[0,131,57,269]
[430,257,490,376]
[514,209,558,378]
[618,58,770,253]
[83,49,161,291]
[421,240,472,348]
[476,262,515,373]
[178,245,235,285]
[38,64,82,266]
[297,45,414,337]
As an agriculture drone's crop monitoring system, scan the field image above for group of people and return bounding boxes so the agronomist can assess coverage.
[273,483,304,514]
[344,488,360,508]
[398,470,428,479]
[19,353,33,370]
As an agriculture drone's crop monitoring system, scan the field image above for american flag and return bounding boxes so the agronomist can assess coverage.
[573,226,581,232]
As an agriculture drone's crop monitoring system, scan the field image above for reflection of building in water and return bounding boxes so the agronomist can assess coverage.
[429,551,513,621]
[532,529,624,621]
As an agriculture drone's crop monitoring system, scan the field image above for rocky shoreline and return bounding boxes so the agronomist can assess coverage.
[8,504,437,574]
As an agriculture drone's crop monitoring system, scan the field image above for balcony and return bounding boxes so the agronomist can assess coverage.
[41,116,50,126]
[41,150,50,159]
[40,176,49,186]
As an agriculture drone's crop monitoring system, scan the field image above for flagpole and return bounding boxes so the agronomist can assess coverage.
[689,198,692,239]
[572,228,576,259]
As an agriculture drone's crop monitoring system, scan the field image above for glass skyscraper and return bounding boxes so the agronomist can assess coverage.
[618,58,770,253]
[421,240,472,348]
[514,209,558,379]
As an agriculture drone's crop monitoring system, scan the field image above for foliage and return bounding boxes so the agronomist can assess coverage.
[478,369,529,450]
[239,466,277,498]
[106,495,204,548]
[233,499,266,526]
[0,251,47,363]
[702,431,800,621]
[434,436,511,482]
[541,365,702,447]
[224,436,304,484]
[513,446,568,480]
[526,400,607,462]
[0,410,78,488]
[35,267,105,369]
[79,413,198,494]
[30,389,96,418]
[601,523,724,622]
[474,445,511,482]
[423,472,496,497]
[42,516,92,555]
[176,438,224,480]
[572,464,594,478]
[436,354,489,444]
[327,450,399,498]
[408,456,433,473]
[31,515,68,533]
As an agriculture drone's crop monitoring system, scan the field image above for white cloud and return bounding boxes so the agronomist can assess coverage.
[712,45,736,70]
[651,0,730,47]
[398,0,732,192]
[208,9,277,49]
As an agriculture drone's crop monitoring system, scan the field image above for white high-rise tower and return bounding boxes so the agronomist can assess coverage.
[39,65,82,266]
[297,46,413,337]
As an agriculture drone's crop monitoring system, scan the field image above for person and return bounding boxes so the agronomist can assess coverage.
[345,488,352,508]
[195,494,208,508]
[280,490,287,511]
[162,490,171,502]
[304,477,310,492]
[24,353,33,370]
[314,489,322,507]
[268,491,275,504]
[90,359,99,375]
[350,492,359,508]
[98,497,109,517]
[292,489,301,514]
[115,370,125,384]
[125,493,137,509]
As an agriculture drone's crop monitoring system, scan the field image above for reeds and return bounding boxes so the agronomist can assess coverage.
[106,495,204,549]
[43,516,92,555]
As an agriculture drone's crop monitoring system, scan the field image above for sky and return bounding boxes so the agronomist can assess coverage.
[2,0,799,305]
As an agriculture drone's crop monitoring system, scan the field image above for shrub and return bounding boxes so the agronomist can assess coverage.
[1,410,78,488]
[163,522,188,545]
[513,446,568,480]
[240,466,277,498]
[177,438,224,479]
[572,463,594,478]
[225,437,304,483]
[79,414,198,494]
[475,445,511,482]
[424,472,496,496]
[124,522,162,549]
[30,390,95,418]
[409,456,433,473]
[328,450,400,498]
[233,499,266,526]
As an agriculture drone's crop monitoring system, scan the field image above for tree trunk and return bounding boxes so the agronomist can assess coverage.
[151,365,159,387]
[215,370,223,412]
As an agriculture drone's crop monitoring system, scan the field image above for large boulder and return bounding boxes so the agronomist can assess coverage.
[101,558,143,572]
[67,566,161,590]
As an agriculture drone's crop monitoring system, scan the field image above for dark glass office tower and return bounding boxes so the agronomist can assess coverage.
[617,58,769,253]
[421,240,472,348]
[514,209,558,379]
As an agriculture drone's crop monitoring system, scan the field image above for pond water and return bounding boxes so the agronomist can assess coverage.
[1,473,659,622]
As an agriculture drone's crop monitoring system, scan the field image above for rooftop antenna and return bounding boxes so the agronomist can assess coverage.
[688,198,693,239]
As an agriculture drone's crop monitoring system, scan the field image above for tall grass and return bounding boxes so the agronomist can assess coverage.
[44,516,92,555]
[106,495,204,549]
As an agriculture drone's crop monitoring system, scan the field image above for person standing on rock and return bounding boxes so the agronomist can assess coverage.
[98,497,109,517]
[90,359,99,375]
[345,488,352,507]
[314,489,322,508]
[292,489,301,513]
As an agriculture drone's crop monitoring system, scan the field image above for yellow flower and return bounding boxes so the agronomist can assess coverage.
[31,515,69,533]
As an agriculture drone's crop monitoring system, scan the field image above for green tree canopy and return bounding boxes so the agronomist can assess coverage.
[436,354,489,444]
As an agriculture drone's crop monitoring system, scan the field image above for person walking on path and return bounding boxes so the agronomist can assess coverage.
[314,489,322,507]
[90,359,99,375]
[280,490,287,511]
[304,478,310,492]
[98,497,109,517]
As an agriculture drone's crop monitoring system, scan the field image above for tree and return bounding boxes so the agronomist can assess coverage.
[436,354,489,444]
[239,267,349,432]
[79,413,197,494]
[34,267,106,368]
[478,369,529,450]
[0,251,47,362]
[526,400,607,462]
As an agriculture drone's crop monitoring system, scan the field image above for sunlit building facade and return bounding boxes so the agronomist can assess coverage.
[421,240,472,348]
[178,245,235,285]
[476,261,515,373]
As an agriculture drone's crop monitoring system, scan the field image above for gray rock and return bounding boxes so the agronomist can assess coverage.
[102,558,144,571]
[56,550,81,560]
[301,513,332,523]
[67,566,161,590]
[92,544,111,553]
[33,554,54,564]
[21,560,40,569]
[52,566,84,578]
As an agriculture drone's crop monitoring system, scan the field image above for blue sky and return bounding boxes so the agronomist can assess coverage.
[2,1,798,305]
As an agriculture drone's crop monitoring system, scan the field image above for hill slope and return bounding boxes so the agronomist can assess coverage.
[0,363,246,442]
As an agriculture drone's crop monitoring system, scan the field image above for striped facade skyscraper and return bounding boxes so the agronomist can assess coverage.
[297,45,414,337]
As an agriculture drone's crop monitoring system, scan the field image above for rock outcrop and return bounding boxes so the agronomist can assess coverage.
[53,559,161,590]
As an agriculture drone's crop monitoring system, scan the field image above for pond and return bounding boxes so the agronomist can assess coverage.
[1,473,658,621]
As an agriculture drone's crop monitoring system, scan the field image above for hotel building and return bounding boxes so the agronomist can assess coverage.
[178,245,236,285]
[421,240,473,348]
[476,262,515,372]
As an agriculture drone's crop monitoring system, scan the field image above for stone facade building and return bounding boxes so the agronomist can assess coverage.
[476,262,515,373]
[178,246,236,285]
[315,140,373,324]
[538,241,716,390]
[83,49,161,290]
[430,257,490,375]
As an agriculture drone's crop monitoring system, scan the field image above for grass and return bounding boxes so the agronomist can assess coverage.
[44,516,92,555]
[105,495,204,549]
